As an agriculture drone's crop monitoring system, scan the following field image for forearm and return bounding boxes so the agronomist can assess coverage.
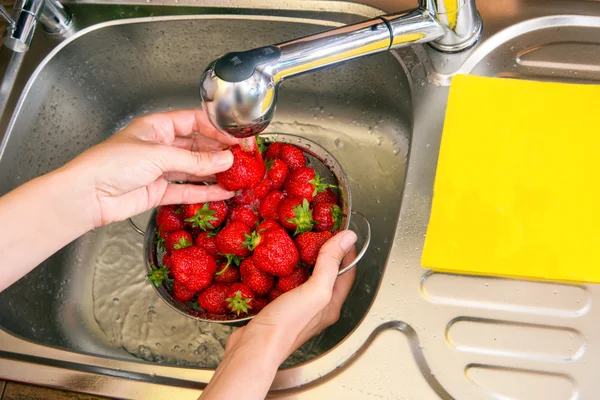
[200,335,282,400]
[0,164,96,291]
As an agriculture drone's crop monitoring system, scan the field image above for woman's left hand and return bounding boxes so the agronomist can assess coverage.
[66,109,241,228]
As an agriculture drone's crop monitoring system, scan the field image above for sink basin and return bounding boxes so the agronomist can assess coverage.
[1,0,600,399]
[0,5,411,369]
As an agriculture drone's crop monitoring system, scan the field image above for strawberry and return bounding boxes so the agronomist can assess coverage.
[240,257,275,296]
[266,159,289,190]
[277,266,309,292]
[252,297,269,313]
[232,178,271,206]
[312,188,339,206]
[156,205,184,233]
[172,280,197,302]
[264,142,283,160]
[284,167,333,203]
[165,230,193,252]
[183,201,228,231]
[229,205,259,228]
[268,287,284,302]
[295,231,333,266]
[226,283,255,315]
[214,261,241,284]
[250,227,299,277]
[198,283,229,314]
[312,203,343,232]
[216,145,266,191]
[257,219,283,233]
[278,197,314,235]
[194,231,220,258]
[170,246,217,292]
[279,144,306,172]
[258,190,286,220]
[147,264,170,287]
[162,253,171,268]
[216,221,252,258]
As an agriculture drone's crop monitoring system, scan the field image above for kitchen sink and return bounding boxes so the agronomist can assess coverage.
[0,0,600,399]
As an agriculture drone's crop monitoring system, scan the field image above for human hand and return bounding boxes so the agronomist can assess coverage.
[226,230,358,365]
[64,109,242,228]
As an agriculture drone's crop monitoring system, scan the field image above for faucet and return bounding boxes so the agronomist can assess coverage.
[200,0,482,138]
[0,0,72,52]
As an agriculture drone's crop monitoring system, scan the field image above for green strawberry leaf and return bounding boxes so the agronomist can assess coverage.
[154,231,166,251]
[309,172,337,197]
[288,198,315,235]
[173,237,192,250]
[226,291,253,316]
[147,264,170,287]
[184,203,219,231]
[332,205,344,231]
[243,231,262,251]
[256,136,266,154]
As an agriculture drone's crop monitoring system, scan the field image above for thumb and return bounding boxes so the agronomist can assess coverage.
[308,230,357,299]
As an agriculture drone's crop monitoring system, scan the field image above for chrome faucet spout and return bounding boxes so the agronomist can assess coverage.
[200,0,482,138]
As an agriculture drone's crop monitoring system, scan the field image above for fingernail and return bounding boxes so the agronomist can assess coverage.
[211,150,233,167]
[339,231,357,251]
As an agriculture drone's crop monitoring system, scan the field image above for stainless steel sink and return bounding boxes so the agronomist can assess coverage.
[0,0,599,399]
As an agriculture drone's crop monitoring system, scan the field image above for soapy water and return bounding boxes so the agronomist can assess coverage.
[92,213,320,368]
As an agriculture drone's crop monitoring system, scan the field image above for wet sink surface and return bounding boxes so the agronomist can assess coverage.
[0,12,411,368]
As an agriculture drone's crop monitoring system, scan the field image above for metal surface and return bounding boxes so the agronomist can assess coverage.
[134,133,372,323]
[2,0,72,52]
[201,0,481,138]
[0,0,599,399]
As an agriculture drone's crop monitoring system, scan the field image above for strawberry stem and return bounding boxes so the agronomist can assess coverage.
[309,172,337,197]
[184,203,219,230]
[288,198,315,235]
[226,291,253,315]
[147,264,170,287]
[216,254,241,275]
[243,231,262,251]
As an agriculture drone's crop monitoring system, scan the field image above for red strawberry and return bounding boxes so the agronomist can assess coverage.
[257,219,283,233]
[165,230,193,252]
[278,197,314,235]
[216,145,266,191]
[198,283,229,314]
[252,297,269,313]
[295,231,333,266]
[162,253,171,268]
[194,231,220,258]
[249,227,299,277]
[232,178,271,206]
[264,142,283,160]
[277,266,309,292]
[183,201,228,231]
[172,280,197,302]
[214,261,241,284]
[258,190,286,220]
[279,144,306,172]
[226,283,255,315]
[312,203,343,232]
[268,287,284,302]
[284,167,333,203]
[229,205,259,228]
[216,221,252,258]
[266,159,289,190]
[170,246,217,292]
[156,205,184,233]
[312,188,339,206]
[240,257,275,296]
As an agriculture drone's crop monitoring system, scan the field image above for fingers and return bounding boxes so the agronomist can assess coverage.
[162,172,216,183]
[171,134,229,152]
[159,183,234,205]
[156,146,234,177]
[308,230,357,301]
[129,110,241,146]
[327,248,357,319]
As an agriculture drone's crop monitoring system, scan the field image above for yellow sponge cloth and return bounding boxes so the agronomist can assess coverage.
[422,74,600,283]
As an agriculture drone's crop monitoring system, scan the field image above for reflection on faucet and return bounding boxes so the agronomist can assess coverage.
[200,0,482,138]
[0,0,72,52]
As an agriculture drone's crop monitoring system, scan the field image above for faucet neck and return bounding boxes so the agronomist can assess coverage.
[419,0,482,52]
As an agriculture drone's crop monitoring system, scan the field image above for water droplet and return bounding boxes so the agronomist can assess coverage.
[112,297,119,304]
[334,138,344,149]
[171,326,177,331]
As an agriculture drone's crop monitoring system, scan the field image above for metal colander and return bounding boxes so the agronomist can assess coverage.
[130,133,371,323]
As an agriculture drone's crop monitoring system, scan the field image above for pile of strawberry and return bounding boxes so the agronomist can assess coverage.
[148,139,344,319]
